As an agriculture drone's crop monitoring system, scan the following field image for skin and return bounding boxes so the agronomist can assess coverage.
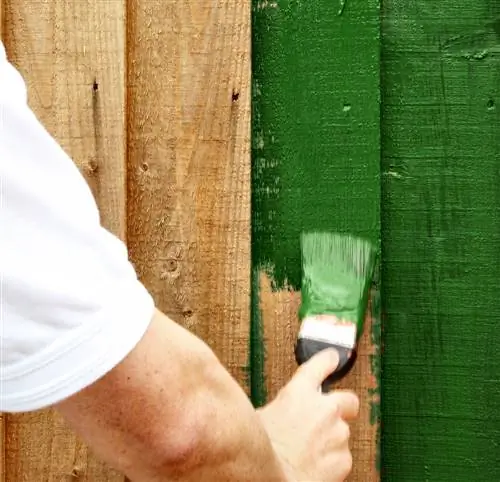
[55,309,359,481]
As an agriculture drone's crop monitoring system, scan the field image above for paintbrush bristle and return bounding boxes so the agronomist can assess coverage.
[297,231,377,387]
[299,231,377,318]
[301,231,376,278]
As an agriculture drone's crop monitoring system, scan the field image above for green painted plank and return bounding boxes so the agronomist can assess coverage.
[251,0,380,290]
[381,1,500,480]
[251,0,381,476]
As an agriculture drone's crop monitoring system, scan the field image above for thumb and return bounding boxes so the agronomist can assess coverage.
[292,348,340,389]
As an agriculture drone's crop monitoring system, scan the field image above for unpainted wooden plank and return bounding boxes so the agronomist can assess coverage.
[2,0,127,480]
[251,1,381,480]
[127,0,251,390]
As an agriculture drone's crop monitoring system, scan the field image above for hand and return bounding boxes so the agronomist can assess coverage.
[257,349,359,482]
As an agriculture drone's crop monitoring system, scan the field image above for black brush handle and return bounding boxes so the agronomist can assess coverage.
[294,338,358,393]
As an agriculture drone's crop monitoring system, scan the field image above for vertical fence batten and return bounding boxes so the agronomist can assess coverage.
[126,0,252,390]
[381,1,500,479]
[251,1,381,479]
[2,1,127,480]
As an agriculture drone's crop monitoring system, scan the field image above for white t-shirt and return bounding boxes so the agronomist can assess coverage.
[0,42,155,412]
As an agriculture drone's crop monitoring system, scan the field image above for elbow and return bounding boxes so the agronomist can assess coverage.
[147,349,230,477]
[153,419,205,476]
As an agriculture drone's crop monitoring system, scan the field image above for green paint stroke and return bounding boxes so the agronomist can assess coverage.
[250,0,381,430]
[369,262,382,471]
[250,266,267,407]
[381,1,500,480]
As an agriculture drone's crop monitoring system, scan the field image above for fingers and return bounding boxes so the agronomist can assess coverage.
[292,349,340,389]
[328,390,360,420]
[336,444,353,480]
[288,349,359,421]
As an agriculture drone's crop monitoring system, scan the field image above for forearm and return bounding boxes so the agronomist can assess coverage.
[149,351,286,482]
[55,309,287,481]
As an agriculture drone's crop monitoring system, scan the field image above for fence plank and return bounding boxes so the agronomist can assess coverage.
[381,1,500,479]
[127,1,251,390]
[2,0,126,480]
[251,1,381,480]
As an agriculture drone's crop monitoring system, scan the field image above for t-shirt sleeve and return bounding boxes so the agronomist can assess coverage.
[0,43,155,413]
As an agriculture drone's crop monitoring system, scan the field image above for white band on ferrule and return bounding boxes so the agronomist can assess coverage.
[298,315,357,349]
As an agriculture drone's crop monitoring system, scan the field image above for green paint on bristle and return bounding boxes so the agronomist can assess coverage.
[299,232,377,337]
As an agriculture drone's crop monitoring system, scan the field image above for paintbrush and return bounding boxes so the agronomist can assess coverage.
[294,231,377,392]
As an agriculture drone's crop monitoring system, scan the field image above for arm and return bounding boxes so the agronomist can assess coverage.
[1,43,357,482]
[55,309,287,482]
[0,45,285,482]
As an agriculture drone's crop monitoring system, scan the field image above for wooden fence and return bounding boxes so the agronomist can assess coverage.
[3,1,500,481]
[0,0,377,480]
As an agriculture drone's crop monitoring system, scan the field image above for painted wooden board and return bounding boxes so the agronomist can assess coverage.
[251,1,381,480]
[2,1,127,480]
[381,1,500,480]
[127,0,251,389]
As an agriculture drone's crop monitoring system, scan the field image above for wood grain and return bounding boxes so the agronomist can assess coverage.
[258,275,380,482]
[127,1,251,390]
[2,0,126,480]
